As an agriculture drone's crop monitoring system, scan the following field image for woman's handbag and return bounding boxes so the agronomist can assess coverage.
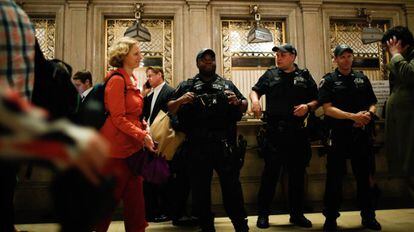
[125,149,148,176]
[142,155,170,184]
[125,149,170,184]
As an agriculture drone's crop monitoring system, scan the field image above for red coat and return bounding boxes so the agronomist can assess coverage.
[100,68,147,158]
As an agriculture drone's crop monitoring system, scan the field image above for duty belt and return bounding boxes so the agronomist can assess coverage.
[267,118,304,130]
[187,129,227,142]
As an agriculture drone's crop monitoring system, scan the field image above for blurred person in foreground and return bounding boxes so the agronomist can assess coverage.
[0,0,109,231]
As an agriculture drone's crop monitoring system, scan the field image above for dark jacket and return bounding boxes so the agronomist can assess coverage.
[143,83,175,125]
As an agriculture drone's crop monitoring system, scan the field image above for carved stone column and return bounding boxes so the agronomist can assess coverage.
[185,0,210,77]
[404,4,414,33]
[299,0,324,83]
[64,0,89,73]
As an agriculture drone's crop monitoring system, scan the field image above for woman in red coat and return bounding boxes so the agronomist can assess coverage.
[96,37,156,232]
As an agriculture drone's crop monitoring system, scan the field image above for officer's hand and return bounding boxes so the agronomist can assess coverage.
[362,111,373,121]
[225,90,240,105]
[351,111,371,125]
[353,122,364,128]
[251,101,262,118]
[293,104,309,117]
[179,92,195,105]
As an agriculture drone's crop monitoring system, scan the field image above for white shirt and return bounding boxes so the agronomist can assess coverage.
[149,81,166,124]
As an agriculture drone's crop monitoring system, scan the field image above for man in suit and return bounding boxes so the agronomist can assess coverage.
[143,67,175,125]
[142,67,175,222]
[72,70,104,128]
[73,70,93,99]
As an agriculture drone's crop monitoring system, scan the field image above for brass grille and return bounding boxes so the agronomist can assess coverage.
[32,18,56,59]
[105,19,174,84]
[222,20,285,79]
[329,20,389,80]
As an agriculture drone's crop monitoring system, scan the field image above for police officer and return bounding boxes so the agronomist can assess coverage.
[250,44,318,229]
[168,48,249,232]
[318,44,381,231]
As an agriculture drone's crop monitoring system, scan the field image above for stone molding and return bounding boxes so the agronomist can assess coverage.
[300,0,322,13]
[299,0,324,82]
[404,3,414,32]
[186,0,210,10]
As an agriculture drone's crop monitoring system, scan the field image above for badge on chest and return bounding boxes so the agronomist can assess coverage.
[354,77,365,88]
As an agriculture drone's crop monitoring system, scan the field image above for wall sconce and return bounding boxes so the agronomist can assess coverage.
[124,3,151,42]
[247,5,273,43]
[357,8,383,44]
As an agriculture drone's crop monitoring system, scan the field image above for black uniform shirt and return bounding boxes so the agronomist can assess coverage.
[318,69,377,128]
[252,66,318,120]
[171,74,245,136]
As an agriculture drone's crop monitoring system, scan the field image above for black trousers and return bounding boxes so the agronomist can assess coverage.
[169,149,194,219]
[187,139,247,230]
[143,180,169,219]
[0,161,18,232]
[257,126,310,217]
[144,158,193,220]
[323,129,376,219]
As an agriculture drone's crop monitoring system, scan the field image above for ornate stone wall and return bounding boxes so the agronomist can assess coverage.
[15,0,414,222]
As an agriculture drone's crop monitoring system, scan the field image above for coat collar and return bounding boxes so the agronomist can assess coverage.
[105,68,139,90]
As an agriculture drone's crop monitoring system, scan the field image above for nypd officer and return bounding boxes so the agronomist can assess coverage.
[319,44,381,231]
[168,48,249,232]
[250,44,318,229]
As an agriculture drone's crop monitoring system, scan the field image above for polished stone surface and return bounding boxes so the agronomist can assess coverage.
[16,208,414,232]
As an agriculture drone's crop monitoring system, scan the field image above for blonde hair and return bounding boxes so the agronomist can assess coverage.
[108,37,139,68]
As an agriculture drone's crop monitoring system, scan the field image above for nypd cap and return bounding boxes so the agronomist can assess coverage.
[334,44,353,57]
[272,43,297,55]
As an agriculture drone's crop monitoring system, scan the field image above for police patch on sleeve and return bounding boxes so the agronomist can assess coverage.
[319,78,326,88]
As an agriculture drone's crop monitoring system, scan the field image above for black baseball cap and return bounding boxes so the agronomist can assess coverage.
[196,48,216,61]
[272,43,297,55]
[334,44,353,57]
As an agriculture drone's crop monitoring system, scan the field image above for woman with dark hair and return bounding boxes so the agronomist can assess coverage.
[382,26,414,176]
[96,37,157,232]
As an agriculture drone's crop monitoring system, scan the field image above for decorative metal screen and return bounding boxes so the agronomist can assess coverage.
[105,19,173,84]
[222,20,285,79]
[32,18,56,59]
[329,20,389,80]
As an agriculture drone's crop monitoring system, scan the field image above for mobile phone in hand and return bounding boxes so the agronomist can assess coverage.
[145,80,151,88]
[153,141,159,149]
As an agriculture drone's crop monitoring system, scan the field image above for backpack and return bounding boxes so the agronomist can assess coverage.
[80,72,125,129]
[32,40,78,120]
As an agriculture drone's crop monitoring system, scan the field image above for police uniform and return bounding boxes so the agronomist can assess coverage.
[171,73,248,232]
[252,65,318,218]
[318,68,377,220]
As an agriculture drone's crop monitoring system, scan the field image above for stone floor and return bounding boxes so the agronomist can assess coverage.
[16,208,414,231]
